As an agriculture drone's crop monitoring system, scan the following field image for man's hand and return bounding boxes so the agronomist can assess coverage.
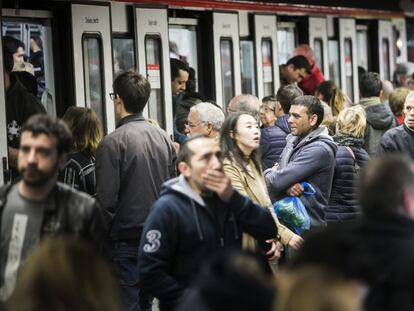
[288,234,304,250]
[202,169,234,202]
[287,183,303,196]
[266,240,283,261]
[271,162,279,171]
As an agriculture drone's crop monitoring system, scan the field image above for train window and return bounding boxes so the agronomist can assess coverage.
[145,35,165,129]
[382,38,391,81]
[277,25,295,64]
[313,38,324,75]
[344,38,354,100]
[220,39,234,107]
[240,40,256,95]
[169,25,198,90]
[261,38,274,96]
[2,21,55,114]
[328,40,340,87]
[113,38,135,75]
[356,29,369,72]
[82,35,106,130]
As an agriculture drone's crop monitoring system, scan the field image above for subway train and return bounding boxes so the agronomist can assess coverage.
[0,0,412,184]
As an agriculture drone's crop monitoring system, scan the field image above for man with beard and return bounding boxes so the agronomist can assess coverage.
[0,114,106,305]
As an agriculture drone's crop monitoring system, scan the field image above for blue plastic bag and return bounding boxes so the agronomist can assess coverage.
[273,182,315,234]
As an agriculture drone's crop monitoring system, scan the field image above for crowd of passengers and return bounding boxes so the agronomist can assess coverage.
[1,39,414,311]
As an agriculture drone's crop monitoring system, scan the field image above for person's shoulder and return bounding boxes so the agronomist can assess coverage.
[57,182,95,206]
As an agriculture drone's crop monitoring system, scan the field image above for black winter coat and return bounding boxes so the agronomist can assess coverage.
[327,144,369,223]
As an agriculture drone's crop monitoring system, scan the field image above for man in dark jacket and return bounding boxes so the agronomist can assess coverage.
[290,154,414,311]
[3,36,45,181]
[138,136,277,311]
[260,85,303,169]
[357,72,395,156]
[0,114,106,305]
[265,96,337,227]
[377,90,414,159]
[96,71,176,311]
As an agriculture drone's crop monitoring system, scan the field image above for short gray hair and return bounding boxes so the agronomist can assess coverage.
[191,102,225,131]
[228,94,260,119]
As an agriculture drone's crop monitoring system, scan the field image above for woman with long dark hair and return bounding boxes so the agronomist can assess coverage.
[220,113,303,260]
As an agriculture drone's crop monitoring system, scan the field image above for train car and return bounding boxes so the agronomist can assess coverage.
[0,0,411,184]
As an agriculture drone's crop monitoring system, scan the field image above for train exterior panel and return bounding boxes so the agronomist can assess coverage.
[0,0,411,184]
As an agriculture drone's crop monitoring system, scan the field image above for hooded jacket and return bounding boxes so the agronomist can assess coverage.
[358,97,395,156]
[260,115,291,170]
[137,175,276,311]
[377,124,414,160]
[264,126,337,227]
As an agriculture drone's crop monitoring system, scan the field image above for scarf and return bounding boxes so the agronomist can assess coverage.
[333,133,364,148]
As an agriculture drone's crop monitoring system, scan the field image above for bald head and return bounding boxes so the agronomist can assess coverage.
[227,94,260,120]
[292,44,315,66]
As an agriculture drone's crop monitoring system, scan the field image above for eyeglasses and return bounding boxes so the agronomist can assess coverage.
[260,106,275,113]
[109,93,117,101]
[184,122,205,129]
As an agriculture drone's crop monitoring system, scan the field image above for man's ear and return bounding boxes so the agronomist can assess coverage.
[178,162,191,178]
[402,189,414,219]
[205,122,213,135]
[309,114,318,127]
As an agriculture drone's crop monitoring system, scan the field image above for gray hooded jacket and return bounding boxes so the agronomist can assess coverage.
[358,97,396,157]
[264,126,337,227]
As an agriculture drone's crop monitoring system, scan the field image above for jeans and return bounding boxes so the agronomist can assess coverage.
[111,243,151,311]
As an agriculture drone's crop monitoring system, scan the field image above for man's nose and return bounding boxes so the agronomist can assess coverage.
[27,149,37,163]
[210,155,222,171]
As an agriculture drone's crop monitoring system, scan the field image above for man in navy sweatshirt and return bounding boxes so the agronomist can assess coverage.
[138,135,277,311]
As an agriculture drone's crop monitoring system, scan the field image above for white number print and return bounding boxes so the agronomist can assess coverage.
[143,230,162,253]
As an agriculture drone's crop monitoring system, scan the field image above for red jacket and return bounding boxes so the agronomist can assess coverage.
[299,64,325,95]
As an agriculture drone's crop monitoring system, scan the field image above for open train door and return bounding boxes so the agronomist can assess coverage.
[0,36,9,184]
[254,14,279,99]
[339,18,359,103]
[134,6,172,134]
[213,12,241,109]
[71,3,115,133]
[309,17,329,79]
[378,20,395,81]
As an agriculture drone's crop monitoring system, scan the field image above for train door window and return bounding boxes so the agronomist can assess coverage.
[382,38,391,81]
[277,23,296,64]
[344,38,354,100]
[169,25,198,90]
[145,35,165,128]
[113,37,135,75]
[82,35,106,130]
[328,39,340,87]
[314,38,324,75]
[240,40,256,95]
[2,20,55,115]
[356,27,369,72]
[261,38,274,96]
[220,39,234,107]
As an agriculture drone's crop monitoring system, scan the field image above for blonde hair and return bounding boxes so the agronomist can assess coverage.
[8,237,120,311]
[62,107,103,156]
[336,106,366,139]
[389,87,410,115]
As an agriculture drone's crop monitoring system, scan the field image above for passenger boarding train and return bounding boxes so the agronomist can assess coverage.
[0,0,411,183]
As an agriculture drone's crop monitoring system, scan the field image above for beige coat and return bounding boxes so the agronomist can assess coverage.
[223,157,294,247]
